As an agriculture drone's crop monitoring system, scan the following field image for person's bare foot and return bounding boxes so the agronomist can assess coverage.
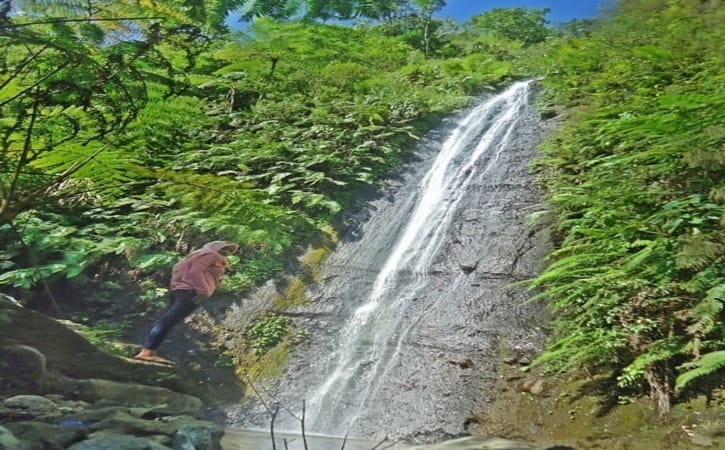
[133,349,174,366]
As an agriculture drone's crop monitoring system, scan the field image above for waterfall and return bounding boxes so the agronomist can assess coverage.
[234,80,548,442]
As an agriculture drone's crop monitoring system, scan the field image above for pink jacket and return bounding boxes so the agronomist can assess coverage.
[170,241,238,298]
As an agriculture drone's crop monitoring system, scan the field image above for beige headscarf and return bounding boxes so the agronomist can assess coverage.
[189,241,239,256]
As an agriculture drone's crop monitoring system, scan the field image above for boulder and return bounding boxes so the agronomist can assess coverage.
[51,377,203,415]
[0,301,197,395]
[0,425,22,450]
[60,405,138,423]
[0,394,60,423]
[4,395,59,415]
[167,417,224,450]
[67,434,172,450]
[0,344,46,394]
[88,411,178,436]
[4,420,87,450]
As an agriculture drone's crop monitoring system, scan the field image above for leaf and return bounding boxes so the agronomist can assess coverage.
[676,351,725,390]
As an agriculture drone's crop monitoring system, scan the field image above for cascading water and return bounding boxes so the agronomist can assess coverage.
[230,80,550,443]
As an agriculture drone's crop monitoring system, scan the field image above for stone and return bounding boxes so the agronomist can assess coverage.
[51,377,203,416]
[0,425,22,450]
[689,432,713,447]
[167,417,224,450]
[3,395,58,415]
[67,434,172,450]
[0,301,199,397]
[4,421,87,450]
[88,411,178,436]
[518,378,550,396]
[62,405,137,423]
[0,344,46,394]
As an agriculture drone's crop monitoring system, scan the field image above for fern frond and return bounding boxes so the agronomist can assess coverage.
[686,285,725,336]
[618,340,681,388]
[676,235,725,270]
[30,141,139,185]
[676,351,725,390]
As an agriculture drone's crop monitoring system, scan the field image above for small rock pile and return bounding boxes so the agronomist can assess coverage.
[0,300,225,450]
[0,387,223,450]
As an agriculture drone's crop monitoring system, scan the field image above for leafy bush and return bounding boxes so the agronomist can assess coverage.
[246,314,291,356]
[526,0,724,416]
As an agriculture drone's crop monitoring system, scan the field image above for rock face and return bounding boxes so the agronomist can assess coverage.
[0,301,195,394]
[0,344,46,393]
[0,301,223,450]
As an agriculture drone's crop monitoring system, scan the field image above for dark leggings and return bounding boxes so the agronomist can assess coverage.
[142,290,198,350]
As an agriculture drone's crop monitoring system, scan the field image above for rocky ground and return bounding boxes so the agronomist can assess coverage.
[0,299,227,450]
[3,288,723,450]
[473,356,725,450]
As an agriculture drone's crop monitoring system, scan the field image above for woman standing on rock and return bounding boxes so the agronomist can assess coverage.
[134,240,239,365]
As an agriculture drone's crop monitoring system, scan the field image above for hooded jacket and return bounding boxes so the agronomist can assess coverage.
[170,241,238,298]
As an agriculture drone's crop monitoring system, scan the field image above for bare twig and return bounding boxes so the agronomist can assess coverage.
[243,374,302,422]
[301,399,309,450]
[371,436,389,450]
[0,45,49,92]
[41,278,63,318]
[270,404,279,450]
[340,434,348,450]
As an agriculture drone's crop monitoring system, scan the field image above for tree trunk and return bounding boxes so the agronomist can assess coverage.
[644,365,671,420]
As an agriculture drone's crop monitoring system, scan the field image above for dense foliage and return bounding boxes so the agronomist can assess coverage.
[526,0,724,416]
[0,0,722,417]
[0,1,513,309]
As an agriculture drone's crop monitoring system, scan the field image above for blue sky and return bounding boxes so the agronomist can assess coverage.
[436,0,605,24]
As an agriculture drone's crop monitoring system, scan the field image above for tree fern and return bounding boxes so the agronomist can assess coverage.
[0,0,241,225]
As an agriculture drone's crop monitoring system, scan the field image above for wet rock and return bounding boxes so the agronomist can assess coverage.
[51,377,203,415]
[517,379,550,396]
[62,405,138,423]
[169,417,224,450]
[0,425,22,450]
[88,411,178,436]
[3,395,58,416]
[4,420,87,450]
[446,358,474,369]
[459,261,478,274]
[67,434,172,450]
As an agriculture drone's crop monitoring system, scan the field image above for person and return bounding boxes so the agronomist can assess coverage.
[133,240,239,365]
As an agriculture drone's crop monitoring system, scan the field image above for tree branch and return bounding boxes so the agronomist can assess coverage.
[0,44,49,92]
[8,16,167,28]
[2,85,41,219]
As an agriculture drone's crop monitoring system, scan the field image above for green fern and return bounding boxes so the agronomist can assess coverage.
[686,286,725,337]
[676,351,725,390]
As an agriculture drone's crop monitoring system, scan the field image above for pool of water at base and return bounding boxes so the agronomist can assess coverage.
[221,429,411,450]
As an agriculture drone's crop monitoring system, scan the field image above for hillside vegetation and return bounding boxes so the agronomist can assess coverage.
[0,0,722,420]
